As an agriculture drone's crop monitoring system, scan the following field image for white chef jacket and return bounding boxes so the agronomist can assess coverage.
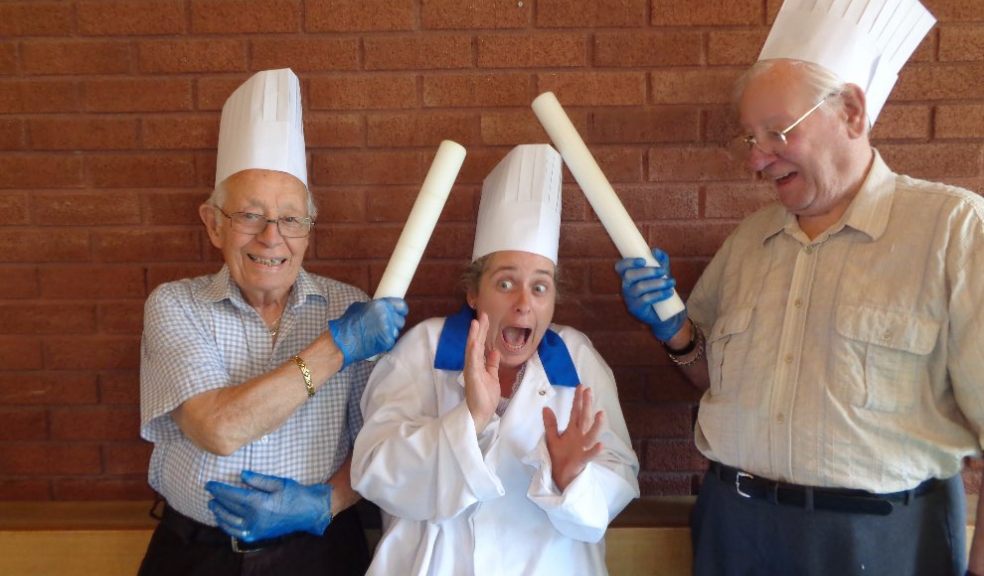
[352,306,640,576]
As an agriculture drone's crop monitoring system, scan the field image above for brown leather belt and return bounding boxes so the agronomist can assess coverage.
[711,462,940,516]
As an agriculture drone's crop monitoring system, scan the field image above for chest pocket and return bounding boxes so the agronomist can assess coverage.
[706,307,753,397]
[834,305,940,413]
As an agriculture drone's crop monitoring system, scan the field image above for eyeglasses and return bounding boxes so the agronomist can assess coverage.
[728,95,829,162]
[212,206,314,238]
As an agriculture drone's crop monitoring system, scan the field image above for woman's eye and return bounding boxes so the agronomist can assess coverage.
[497,279,513,290]
[533,283,549,294]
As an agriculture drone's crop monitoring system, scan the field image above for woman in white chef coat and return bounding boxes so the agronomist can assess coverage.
[351,144,640,576]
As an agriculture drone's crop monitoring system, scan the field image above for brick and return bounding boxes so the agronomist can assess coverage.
[366,35,473,71]
[645,439,706,472]
[312,151,423,186]
[455,148,513,184]
[371,261,466,298]
[146,264,221,291]
[366,185,478,223]
[868,105,931,141]
[197,77,245,111]
[50,406,140,441]
[418,223,474,259]
[879,143,983,180]
[0,43,16,76]
[593,32,702,67]
[611,184,699,221]
[0,156,82,189]
[0,303,97,335]
[312,189,366,223]
[560,183,590,221]
[0,480,51,500]
[79,0,187,35]
[309,76,418,111]
[650,69,742,105]
[191,0,300,33]
[589,328,670,366]
[0,409,47,441]
[85,78,193,113]
[316,224,402,259]
[649,146,747,182]
[707,30,769,66]
[939,26,984,62]
[559,222,619,259]
[103,442,153,475]
[0,192,28,225]
[251,37,360,71]
[704,181,775,219]
[585,146,645,183]
[651,0,761,26]
[0,266,37,298]
[30,117,139,151]
[196,153,218,188]
[305,113,365,148]
[54,478,155,500]
[40,266,146,299]
[648,221,736,258]
[21,40,132,76]
[367,111,481,147]
[553,297,642,331]
[424,73,532,107]
[638,472,695,496]
[86,154,197,188]
[0,80,79,114]
[893,62,984,101]
[45,337,141,370]
[0,230,90,263]
[0,372,99,405]
[142,115,219,150]
[478,33,587,69]
[92,230,202,263]
[0,338,43,370]
[145,191,209,226]
[0,443,102,475]
[590,108,700,144]
[138,39,246,74]
[537,0,647,28]
[302,263,370,294]
[99,301,145,334]
[538,72,646,106]
[305,0,414,32]
[99,371,140,404]
[421,0,529,29]
[642,366,703,403]
[704,105,742,145]
[936,104,984,139]
[623,403,692,439]
[0,2,73,37]
[931,2,984,21]
[480,110,552,145]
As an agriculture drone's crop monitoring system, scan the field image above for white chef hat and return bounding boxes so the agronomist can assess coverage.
[215,68,307,188]
[472,144,563,264]
[758,0,935,125]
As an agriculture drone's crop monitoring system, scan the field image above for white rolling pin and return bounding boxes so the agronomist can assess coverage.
[531,91,685,321]
[373,139,466,299]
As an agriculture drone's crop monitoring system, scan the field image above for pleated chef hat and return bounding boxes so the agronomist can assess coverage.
[472,144,563,264]
[215,68,307,188]
[758,0,935,125]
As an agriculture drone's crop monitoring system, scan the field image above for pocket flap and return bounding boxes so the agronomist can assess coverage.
[835,305,940,355]
[709,307,753,341]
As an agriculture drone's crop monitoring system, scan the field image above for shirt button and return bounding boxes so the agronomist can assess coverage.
[776,413,785,424]
[794,298,803,308]
[804,246,814,255]
[538,390,546,396]
[784,354,793,364]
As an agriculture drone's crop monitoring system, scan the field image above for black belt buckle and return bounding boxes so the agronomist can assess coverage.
[231,535,263,554]
[735,471,755,498]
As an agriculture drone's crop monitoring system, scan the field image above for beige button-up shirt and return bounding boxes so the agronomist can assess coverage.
[688,151,984,492]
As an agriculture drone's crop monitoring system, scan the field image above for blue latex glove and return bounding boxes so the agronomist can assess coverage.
[328,297,408,369]
[614,247,687,341]
[205,470,332,542]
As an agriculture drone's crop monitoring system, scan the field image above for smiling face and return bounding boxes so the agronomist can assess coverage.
[738,61,871,233]
[200,169,311,307]
[466,250,557,374]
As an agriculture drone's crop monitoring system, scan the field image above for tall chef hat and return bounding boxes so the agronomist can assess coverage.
[215,68,307,188]
[758,0,935,125]
[473,144,563,264]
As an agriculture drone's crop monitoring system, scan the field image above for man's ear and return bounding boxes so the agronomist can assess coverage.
[199,203,222,248]
[841,84,868,138]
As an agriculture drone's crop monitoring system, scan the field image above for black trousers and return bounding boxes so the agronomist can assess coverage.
[691,468,967,576]
[137,504,371,576]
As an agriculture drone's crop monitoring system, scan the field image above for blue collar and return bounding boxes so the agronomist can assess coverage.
[434,305,579,387]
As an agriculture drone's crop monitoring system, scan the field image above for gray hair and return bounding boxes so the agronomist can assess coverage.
[206,175,319,220]
[459,253,564,301]
[733,59,852,124]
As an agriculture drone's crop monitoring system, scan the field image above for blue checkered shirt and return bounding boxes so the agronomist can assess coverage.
[140,266,371,525]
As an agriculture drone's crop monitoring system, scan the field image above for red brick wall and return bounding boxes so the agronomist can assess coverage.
[1,0,982,500]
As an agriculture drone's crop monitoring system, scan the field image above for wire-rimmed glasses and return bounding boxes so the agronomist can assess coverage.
[212,205,314,238]
[727,96,829,163]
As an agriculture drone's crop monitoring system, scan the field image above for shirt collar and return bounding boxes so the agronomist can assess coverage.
[759,149,895,245]
[434,305,580,387]
[195,265,318,310]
